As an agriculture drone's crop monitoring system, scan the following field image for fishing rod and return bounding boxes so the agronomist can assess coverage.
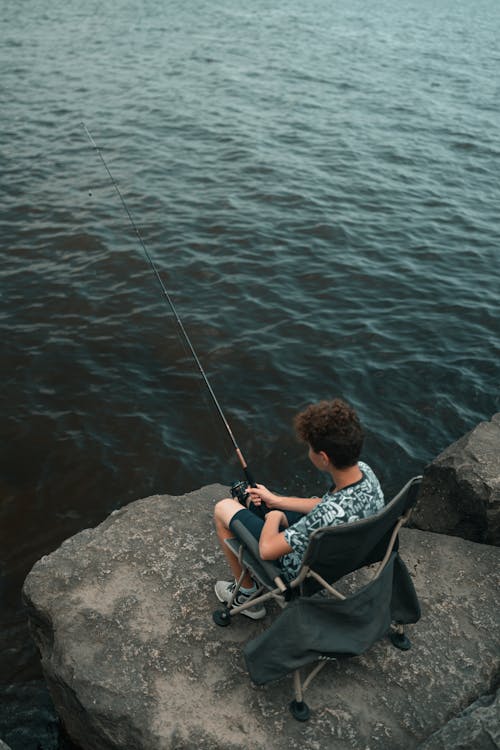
[82,123,257,496]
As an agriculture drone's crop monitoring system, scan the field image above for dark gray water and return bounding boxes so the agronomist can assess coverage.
[1,0,499,746]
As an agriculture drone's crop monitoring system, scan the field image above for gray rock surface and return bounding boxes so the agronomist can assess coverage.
[23,484,500,750]
[417,688,500,750]
[412,413,500,545]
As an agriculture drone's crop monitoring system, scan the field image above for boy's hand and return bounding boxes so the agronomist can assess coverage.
[247,483,282,508]
[265,509,289,528]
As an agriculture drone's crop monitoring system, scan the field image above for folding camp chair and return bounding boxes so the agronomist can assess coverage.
[213,475,422,720]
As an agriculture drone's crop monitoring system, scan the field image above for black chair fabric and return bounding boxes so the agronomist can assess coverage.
[244,551,398,684]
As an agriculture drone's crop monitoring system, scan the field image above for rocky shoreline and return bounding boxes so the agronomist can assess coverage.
[13,415,500,749]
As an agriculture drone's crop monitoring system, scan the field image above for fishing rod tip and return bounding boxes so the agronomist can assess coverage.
[81,122,99,149]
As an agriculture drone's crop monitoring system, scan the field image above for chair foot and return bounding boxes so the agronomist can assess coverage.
[213,608,231,627]
[389,630,411,650]
[289,700,310,721]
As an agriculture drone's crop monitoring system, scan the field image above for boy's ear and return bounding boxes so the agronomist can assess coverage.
[318,451,330,467]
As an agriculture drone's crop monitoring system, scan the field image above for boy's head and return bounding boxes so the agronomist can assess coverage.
[294,398,364,469]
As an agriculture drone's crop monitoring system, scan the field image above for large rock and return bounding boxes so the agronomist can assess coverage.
[417,688,500,750]
[23,485,499,750]
[412,413,500,545]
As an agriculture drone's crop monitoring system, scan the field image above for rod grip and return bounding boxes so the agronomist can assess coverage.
[243,466,269,517]
[244,466,257,488]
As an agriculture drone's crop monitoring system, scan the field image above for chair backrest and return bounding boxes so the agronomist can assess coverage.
[300,476,422,584]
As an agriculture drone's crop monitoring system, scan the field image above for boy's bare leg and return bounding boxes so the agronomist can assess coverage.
[214,498,254,589]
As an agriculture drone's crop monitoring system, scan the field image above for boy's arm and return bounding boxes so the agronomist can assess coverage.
[259,510,293,560]
[273,495,321,513]
[248,484,321,514]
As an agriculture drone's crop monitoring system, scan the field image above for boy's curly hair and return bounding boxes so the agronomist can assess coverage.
[294,398,364,469]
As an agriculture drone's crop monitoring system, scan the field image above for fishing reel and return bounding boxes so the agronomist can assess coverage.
[231,480,250,507]
[230,479,268,519]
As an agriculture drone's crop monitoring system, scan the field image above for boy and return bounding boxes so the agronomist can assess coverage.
[213,398,384,619]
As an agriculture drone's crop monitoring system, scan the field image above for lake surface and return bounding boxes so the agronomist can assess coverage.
[1,0,499,746]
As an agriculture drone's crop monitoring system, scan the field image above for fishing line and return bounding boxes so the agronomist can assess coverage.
[82,123,255,486]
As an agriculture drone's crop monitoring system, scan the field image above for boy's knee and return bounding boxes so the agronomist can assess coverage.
[214,497,241,527]
[214,497,231,513]
[214,497,230,521]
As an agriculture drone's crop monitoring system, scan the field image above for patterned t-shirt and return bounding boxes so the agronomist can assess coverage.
[281,461,384,582]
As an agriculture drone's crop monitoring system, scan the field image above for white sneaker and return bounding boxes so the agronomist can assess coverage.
[214,580,266,620]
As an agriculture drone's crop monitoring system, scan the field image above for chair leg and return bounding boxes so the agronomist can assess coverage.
[212,608,231,627]
[289,670,310,721]
[389,623,411,651]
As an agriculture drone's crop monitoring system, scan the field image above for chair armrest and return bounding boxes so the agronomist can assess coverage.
[229,519,283,585]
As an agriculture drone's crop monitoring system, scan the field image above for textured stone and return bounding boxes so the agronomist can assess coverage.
[23,484,500,750]
[417,689,500,749]
[412,413,500,545]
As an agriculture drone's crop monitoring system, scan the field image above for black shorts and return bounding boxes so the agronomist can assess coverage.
[229,506,304,541]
